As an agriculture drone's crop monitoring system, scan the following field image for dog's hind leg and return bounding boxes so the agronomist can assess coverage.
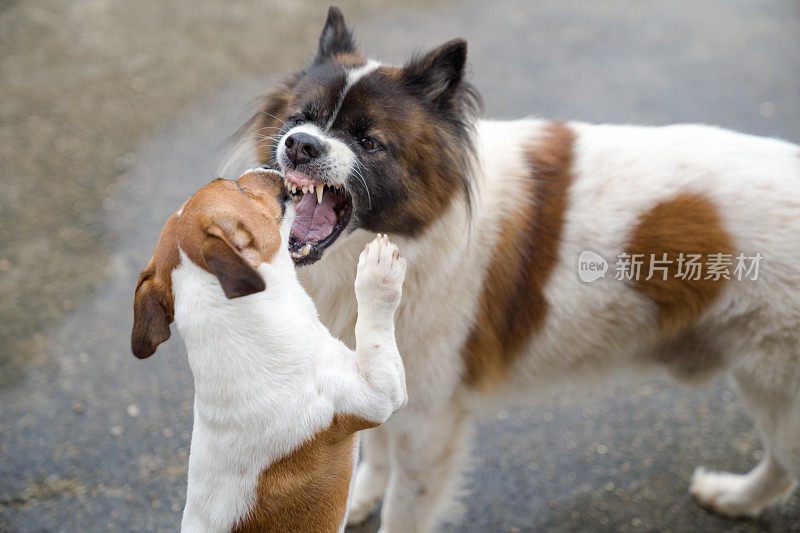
[691,353,800,516]
[691,449,796,517]
[375,401,473,533]
[347,424,391,525]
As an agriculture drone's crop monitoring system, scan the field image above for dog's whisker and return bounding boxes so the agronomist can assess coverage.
[350,166,372,211]
[261,112,287,127]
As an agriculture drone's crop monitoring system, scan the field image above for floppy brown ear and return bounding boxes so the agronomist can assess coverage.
[202,233,266,299]
[131,272,173,359]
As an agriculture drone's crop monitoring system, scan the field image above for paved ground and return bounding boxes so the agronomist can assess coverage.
[1,0,799,531]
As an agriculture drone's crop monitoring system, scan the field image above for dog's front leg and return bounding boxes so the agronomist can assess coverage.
[351,234,408,416]
[377,402,473,533]
[320,234,408,425]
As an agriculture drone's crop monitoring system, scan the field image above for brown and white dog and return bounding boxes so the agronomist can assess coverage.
[131,168,407,532]
[241,7,800,532]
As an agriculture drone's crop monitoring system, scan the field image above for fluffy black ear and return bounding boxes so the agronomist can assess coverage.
[401,39,468,110]
[314,6,356,63]
[202,233,266,299]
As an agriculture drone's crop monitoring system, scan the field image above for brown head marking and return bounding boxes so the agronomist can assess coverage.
[131,169,286,359]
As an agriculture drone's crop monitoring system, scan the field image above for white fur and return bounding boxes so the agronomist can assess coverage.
[276,122,356,189]
[173,224,407,532]
[282,119,800,531]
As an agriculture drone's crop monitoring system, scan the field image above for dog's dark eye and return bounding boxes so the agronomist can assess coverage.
[290,115,304,126]
[360,137,379,152]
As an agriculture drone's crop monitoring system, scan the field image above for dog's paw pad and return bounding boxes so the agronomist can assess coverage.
[355,234,406,307]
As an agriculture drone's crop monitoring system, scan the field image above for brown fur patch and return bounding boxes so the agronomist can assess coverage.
[131,170,285,358]
[461,122,575,388]
[316,63,477,237]
[626,193,734,336]
[233,414,377,533]
[337,78,459,232]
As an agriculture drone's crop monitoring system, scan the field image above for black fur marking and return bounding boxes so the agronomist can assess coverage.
[315,6,356,63]
[401,39,469,110]
[287,64,348,126]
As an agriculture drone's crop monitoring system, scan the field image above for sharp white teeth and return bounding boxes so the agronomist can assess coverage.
[292,243,312,258]
[308,184,315,194]
[291,184,296,193]
[316,185,324,204]
[302,186,308,194]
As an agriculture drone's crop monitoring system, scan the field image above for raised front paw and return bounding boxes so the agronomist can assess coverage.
[355,234,407,312]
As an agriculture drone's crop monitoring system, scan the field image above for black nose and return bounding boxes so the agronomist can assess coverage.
[284,132,327,166]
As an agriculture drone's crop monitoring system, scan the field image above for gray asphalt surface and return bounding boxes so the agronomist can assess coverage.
[2,1,799,531]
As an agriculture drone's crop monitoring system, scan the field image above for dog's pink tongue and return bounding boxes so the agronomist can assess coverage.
[292,191,337,242]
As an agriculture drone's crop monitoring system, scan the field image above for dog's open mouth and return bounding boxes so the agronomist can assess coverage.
[283,169,352,265]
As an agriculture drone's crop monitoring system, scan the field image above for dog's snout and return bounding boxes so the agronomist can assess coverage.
[285,132,327,166]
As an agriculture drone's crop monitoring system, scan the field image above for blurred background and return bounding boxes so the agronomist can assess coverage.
[1,0,799,531]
